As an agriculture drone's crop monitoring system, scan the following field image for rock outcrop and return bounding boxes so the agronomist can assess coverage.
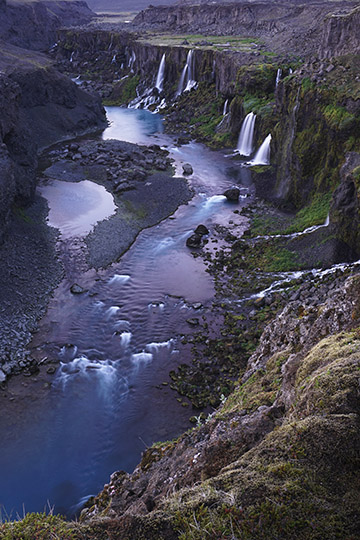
[133,1,359,56]
[0,57,106,241]
[0,0,94,51]
[319,4,360,58]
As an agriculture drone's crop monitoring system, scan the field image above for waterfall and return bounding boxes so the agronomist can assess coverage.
[70,51,74,63]
[128,51,136,72]
[176,65,188,96]
[289,67,293,75]
[223,99,229,116]
[155,53,166,92]
[250,134,272,165]
[176,50,197,96]
[111,54,117,64]
[276,68,282,87]
[236,112,256,156]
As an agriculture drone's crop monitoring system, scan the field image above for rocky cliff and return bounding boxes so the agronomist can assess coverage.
[0,0,94,51]
[0,47,106,241]
[132,1,359,57]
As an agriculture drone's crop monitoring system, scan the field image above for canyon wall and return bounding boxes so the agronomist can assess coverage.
[0,63,106,241]
[0,0,94,50]
[132,1,359,56]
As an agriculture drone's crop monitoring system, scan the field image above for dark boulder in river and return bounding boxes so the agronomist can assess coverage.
[186,233,202,248]
[194,224,209,236]
[224,187,240,202]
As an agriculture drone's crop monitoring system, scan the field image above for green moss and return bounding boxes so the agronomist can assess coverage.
[104,75,140,106]
[284,193,332,233]
[323,104,356,131]
[0,513,79,540]
[221,350,289,414]
[294,332,360,417]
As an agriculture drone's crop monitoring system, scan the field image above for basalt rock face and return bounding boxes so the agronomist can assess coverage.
[133,1,358,56]
[0,64,106,240]
[330,152,360,256]
[0,0,94,51]
[319,4,360,59]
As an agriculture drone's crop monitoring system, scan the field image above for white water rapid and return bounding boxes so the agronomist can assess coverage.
[236,112,256,156]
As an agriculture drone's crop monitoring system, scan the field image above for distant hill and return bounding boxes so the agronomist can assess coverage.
[86,0,179,13]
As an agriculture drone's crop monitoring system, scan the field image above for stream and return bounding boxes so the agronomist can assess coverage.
[0,107,253,518]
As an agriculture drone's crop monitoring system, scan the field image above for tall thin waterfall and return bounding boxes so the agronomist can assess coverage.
[223,99,229,116]
[155,54,166,92]
[251,134,272,165]
[236,112,256,156]
[176,50,197,96]
[276,68,282,87]
[128,51,136,71]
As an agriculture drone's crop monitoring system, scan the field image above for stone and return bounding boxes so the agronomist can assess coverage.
[224,187,240,202]
[186,233,202,248]
[0,369,6,383]
[186,318,199,326]
[182,163,193,175]
[194,224,209,236]
[70,283,87,294]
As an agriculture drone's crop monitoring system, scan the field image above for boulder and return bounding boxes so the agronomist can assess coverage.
[224,187,240,201]
[70,283,87,294]
[194,224,209,236]
[186,233,202,248]
[182,163,193,175]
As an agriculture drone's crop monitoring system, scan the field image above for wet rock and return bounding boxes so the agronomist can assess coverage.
[194,224,209,236]
[186,233,202,248]
[186,318,199,326]
[0,369,6,383]
[192,302,203,310]
[224,187,240,202]
[70,283,87,294]
[47,366,57,374]
[182,163,193,175]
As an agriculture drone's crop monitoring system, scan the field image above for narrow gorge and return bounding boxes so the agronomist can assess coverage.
[0,1,360,538]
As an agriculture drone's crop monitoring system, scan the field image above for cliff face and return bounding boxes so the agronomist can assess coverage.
[320,4,360,58]
[132,1,359,56]
[0,57,106,241]
[0,0,94,51]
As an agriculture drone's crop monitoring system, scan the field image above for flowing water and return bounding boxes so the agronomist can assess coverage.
[0,108,253,518]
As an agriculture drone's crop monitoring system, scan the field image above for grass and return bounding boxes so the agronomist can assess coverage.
[136,32,261,52]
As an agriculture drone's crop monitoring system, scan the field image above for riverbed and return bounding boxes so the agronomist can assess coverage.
[0,107,253,518]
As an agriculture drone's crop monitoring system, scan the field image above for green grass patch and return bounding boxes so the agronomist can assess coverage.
[284,193,331,233]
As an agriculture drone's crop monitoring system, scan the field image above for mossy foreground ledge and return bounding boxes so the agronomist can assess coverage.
[2,275,359,539]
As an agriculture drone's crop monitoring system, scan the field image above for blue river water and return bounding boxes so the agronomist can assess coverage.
[0,107,252,518]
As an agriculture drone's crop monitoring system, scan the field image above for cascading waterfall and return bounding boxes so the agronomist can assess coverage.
[128,50,136,72]
[250,134,272,165]
[70,51,74,63]
[111,54,117,64]
[155,54,166,92]
[276,68,282,87]
[236,112,256,156]
[223,99,229,116]
[176,50,197,96]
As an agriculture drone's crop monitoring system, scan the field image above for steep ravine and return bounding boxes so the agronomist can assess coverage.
[1,2,360,538]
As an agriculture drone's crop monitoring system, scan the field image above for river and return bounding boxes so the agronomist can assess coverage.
[0,107,252,518]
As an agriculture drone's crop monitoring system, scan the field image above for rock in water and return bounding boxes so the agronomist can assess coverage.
[70,283,87,294]
[182,163,193,175]
[224,187,240,201]
[194,224,209,236]
[186,233,202,248]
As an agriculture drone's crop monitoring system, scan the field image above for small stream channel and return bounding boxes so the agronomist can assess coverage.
[0,107,253,518]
